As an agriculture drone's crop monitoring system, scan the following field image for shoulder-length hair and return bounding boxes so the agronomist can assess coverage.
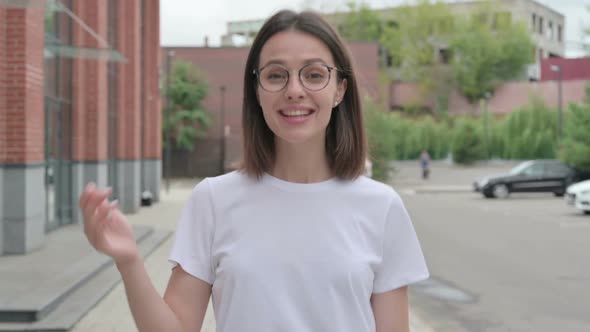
[239,9,367,180]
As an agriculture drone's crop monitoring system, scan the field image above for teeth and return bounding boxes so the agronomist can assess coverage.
[282,110,311,117]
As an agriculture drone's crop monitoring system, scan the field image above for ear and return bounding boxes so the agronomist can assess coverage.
[334,78,348,108]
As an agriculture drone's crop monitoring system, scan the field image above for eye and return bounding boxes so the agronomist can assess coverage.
[267,72,286,80]
[307,72,325,79]
[302,64,329,82]
[263,69,288,82]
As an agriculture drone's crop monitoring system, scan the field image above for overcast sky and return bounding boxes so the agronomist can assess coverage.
[161,0,589,56]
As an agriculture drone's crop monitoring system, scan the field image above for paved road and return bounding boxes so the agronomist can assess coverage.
[395,162,590,332]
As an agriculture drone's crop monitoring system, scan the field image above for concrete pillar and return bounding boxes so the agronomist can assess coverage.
[0,5,46,254]
[141,0,162,203]
[71,0,109,223]
[116,0,142,213]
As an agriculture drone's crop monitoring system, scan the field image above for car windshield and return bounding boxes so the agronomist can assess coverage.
[509,162,534,175]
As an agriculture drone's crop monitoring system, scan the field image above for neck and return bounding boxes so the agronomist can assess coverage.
[271,138,332,183]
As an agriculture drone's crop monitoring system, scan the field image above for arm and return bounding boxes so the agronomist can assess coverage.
[79,183,211,332]
[371,286,410,332]
[118,261,212,332]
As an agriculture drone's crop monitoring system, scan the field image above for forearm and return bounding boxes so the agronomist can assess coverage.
[117,259,184,332]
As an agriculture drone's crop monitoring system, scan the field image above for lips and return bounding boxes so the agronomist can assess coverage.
[277,106,315,124]
[280,110,313,117]
[279,106,315,117]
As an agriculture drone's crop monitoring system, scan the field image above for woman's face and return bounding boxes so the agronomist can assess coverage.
[256,30,347,147]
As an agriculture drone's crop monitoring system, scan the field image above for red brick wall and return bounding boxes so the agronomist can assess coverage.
[142,0,161,160]
[117,0,141,160]
[541,57,590,82]
[347,42,380,101]
[2,7,44,163]
[391,80,588,115]
[0,6,6,162]
[71,0,108,161]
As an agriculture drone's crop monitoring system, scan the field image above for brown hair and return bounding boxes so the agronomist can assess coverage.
[239,10,367,180]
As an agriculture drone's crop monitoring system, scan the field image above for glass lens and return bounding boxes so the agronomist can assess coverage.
[259,65,289,92]
[300,64,330,91]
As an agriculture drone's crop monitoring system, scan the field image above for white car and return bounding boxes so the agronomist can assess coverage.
[565,180,590,215]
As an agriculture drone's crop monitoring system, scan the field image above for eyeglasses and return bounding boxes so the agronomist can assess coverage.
[253,63,339,92]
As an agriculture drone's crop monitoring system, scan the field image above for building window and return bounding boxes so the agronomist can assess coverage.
[538,17,543,34]
[548,21,553,40]
[439,48,451,64]
[538,48,543,60]
[531,13,536,31]
[558,25,563,42]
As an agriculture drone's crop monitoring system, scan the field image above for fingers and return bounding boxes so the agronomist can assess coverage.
[94,199,111,222]
[79,182,95,210]
[95,199,119,221]
[79,183,114,222]
[84,189,112,219]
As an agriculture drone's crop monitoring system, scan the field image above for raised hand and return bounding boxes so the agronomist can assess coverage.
[79,183,139,266]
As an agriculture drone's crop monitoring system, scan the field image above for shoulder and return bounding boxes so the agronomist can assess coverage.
[191,170,257,201]
[343,176,402,206]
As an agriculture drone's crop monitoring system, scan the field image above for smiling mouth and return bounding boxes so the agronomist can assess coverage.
[279,109,314,117]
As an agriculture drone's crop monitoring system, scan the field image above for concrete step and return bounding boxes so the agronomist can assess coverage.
[0,225,171,332]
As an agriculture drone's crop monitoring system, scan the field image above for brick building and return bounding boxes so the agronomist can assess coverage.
[541,57,590,81]
[161,42,379,177]
[0,0,161,255]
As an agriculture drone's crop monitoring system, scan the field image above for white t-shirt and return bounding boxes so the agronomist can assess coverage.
[169,171,429,332]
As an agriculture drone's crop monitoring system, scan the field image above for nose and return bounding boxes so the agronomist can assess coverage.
[284,71,305,100]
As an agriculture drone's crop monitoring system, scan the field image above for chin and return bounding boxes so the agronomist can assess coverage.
[275,130,323,146]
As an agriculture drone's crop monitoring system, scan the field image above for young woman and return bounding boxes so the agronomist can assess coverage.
[79,10,429,332]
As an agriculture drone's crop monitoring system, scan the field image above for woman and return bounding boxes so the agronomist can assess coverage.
[79,10,429,332]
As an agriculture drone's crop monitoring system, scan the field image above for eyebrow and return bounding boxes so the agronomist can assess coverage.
[260,57,329,68]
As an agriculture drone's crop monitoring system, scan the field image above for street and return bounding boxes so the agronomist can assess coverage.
[396,162,590,332]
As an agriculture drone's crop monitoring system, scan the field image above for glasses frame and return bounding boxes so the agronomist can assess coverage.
[253,63,339,92]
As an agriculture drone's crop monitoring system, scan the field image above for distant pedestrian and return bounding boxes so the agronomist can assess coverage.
[78,10,428,332]
[420,149,431,179]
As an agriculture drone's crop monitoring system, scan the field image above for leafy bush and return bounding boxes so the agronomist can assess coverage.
[451,118,485,164]
[364,99,398,180]
[560,85,590,171]
[499,98,557,159]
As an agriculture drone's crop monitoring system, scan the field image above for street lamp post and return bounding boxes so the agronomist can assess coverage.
[219,85,226,174]
[165,50,175,193]
[551,64,563,142]
[483,92,492,159]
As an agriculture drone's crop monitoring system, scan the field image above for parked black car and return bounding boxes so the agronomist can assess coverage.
[473,160,590,199]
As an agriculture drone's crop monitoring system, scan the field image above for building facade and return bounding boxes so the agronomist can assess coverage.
[222,0,565,80]
[0,0,162,255]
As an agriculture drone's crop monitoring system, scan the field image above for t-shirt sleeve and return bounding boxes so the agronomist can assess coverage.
[168,178,216,284]
[373,191,429,293]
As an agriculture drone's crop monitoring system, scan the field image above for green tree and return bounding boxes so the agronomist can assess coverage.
[560,84,590,171]
[163,61,212,151]
[450,3,534,103]
[339,2,383,41]
[379,0,456,113]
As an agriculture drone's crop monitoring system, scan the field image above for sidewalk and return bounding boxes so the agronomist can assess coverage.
[70,181,435,332]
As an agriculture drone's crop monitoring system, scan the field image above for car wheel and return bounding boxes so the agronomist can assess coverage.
[492,184,509,199]
[584,211,590,215]
[554,192,564,197]
[483,192,495,199]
